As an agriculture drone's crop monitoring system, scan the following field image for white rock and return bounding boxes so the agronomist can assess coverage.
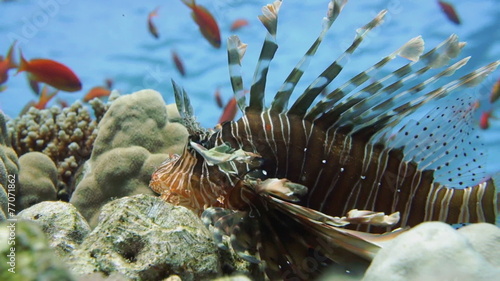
[362,221,500,281]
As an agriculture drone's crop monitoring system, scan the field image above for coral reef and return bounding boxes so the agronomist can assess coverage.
[67,194,220,281]
[362,222,500,281]
[17,152,58,211]
[7,96,115,200]
[0,113,19,220]
[0,220,74,281]
[70,89,188,227]
[17,201,91,257]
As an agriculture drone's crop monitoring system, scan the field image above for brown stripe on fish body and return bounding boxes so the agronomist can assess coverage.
[210,110,497,229]
[424,180,496,224]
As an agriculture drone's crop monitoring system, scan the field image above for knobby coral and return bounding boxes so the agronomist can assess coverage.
[7,95,116,200]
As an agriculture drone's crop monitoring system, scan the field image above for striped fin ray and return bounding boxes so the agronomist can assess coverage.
[337,56,471,133]
[270,0,348,113]
[287,10,387,117]
[227,35,248,112]
[305,35,425,121]
[248,0,281,112]
[171,79,207,137]
[312,34,464,127]
[350,60,500,137]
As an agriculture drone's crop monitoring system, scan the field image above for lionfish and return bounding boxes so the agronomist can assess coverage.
[151,0,498,279]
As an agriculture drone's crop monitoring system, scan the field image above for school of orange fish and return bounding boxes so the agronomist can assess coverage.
[0,0,497,129]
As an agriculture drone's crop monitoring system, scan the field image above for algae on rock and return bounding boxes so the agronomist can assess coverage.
[0,220,74,281]
[67,194,219,281]
[17,201,91,257]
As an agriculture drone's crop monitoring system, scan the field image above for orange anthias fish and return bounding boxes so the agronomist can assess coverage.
[479,111,493,130]
[181,0,221,48]
[230,19,249,31]
[34,85,58,109]
[218,97,237,124]
[437,0,461,25]
[490,77,500,103]
[17,50,82,92]
[148,7,160,39]
[83,86,111,102]
[171,50,186,76]
[0,41,17,85]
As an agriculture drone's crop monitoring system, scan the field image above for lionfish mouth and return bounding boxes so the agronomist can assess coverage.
[150,0,499,279]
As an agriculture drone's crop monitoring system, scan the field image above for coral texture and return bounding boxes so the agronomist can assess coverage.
[70,89,188,226]
[0,113,19,220]
[17,152,58,211]
[17,201,91,257]
[7,98,113,199]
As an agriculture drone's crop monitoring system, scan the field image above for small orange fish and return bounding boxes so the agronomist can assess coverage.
[438,0,460,25]
[490,77,500,103]
[181,0,221,48]
[171,50,186,76]
[218,97,237,124]
[56,98,69,108]
[230,19,249,31]
[34,85,58,109]
[214,87,223,108]
[148,7,160,39]
[17,50,82,92]
[479,111,492,130]
[83,86,111,102]
[0,41,17,85]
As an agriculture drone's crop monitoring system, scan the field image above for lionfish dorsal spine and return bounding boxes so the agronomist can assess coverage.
[270,0,348,113]
[287,10,388,117]
[305,35,425,121]
[227,35,248,112]
[313,36,469,136]
[307,34,462,129]
[247,0,281,113]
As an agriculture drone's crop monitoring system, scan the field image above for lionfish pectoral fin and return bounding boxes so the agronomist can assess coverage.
[345,209,400,227]
[201,207,233,250]
[248,178,308,202]
[190,141,262,167]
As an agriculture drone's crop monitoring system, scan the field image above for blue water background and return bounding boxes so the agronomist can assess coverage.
[1,0,499,184]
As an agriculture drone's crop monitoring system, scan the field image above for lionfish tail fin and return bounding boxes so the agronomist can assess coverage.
[288,10,388,117]
[248,1,282,113]
[227,35,248,112]
[270,0,348,113]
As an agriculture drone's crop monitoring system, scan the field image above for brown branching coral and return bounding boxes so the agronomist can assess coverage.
[7,96,117,200]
